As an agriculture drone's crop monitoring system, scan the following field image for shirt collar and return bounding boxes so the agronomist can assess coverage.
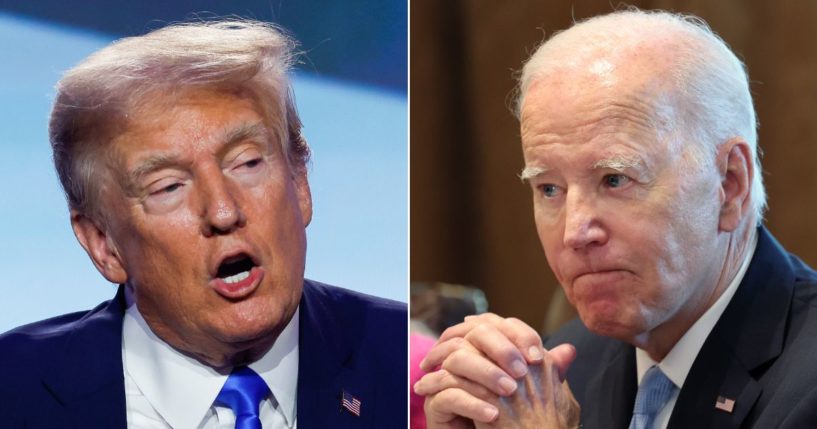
[122,290,299,428]
[636,232,758,388]
[248,307,299,426]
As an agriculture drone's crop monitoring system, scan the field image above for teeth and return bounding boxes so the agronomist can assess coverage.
[222,270,250,284]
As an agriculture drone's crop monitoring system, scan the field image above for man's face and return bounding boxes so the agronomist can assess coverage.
[520,70,727,344]
[96,88,310,366]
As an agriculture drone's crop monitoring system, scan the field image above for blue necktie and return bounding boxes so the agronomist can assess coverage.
[628,366,677,429]
[216,366,271,429]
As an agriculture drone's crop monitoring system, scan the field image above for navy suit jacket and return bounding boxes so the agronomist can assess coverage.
[0,279,407,428]
[545,227,817,428]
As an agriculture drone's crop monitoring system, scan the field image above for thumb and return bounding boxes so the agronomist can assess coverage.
[549,343,577,382]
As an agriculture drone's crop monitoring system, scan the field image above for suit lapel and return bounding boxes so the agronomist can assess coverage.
[669,337,761,429]
[41,286,128,429]
[581,343,637,429]
[297,281,373,428]
[668,227,794,428]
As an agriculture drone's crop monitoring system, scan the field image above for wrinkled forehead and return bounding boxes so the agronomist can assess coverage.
[109,86,284,154]
[520,34,683,124]
[518,69,690,180]
[521,71,678,141]
[125,85,280,129]
[99,87,277,179]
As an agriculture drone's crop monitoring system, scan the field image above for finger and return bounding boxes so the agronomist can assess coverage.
[421,336,476,372]
[442,350,517,395]
[501,317,546,363]
[464,323,529,378]
[442,347,520,396]
[547,343,577,382]
[440,313,506,342]
[464,312,505,324]
[438,319,478,342]
[455,314,545,364]
[426,388,499,425]
[498,361,546,412]
[414,369,494,400]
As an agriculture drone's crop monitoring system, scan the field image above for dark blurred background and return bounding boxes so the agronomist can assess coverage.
[1,0,406,92]
[411,0,817,335]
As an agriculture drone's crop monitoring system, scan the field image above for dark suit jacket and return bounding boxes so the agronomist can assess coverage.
[0,279,407,428]
[545,227,817,428]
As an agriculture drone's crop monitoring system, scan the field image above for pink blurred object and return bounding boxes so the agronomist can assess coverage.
[410,333,437,429]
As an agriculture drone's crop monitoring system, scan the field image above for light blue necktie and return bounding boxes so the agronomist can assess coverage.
[628,366,677,429]
[216,366,271,429]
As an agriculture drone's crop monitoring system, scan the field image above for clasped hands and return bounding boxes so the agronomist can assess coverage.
[414,313,580,428]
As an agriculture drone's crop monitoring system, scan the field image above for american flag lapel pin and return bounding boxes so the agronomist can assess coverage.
[715,395,735,413]
[341,390,362,417]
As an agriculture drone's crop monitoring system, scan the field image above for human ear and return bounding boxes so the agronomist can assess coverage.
[292,167,313,227]
[716,138,753,232]
[70,211,128,284]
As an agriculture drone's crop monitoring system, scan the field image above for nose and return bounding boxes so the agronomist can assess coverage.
[563,190,608,250]
[198,171,246,236]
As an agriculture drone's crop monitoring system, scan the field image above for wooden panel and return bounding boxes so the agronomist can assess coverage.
[410,0,817,333]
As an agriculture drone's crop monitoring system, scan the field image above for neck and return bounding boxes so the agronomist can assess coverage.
[131,300,284,371]
[163,323,281,371]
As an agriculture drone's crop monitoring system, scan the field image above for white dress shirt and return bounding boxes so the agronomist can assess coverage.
[634,233,757,429]
[122,288,299,429]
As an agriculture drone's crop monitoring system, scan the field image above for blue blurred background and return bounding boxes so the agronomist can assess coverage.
[0,1,407,332]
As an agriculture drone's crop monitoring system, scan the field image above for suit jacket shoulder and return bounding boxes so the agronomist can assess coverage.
[0,288,128,428]
[297,279,407,428]
[0,280,407,429]
[545,227,817,429]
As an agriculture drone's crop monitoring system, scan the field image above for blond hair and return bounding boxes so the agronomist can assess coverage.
[50,19,310,217]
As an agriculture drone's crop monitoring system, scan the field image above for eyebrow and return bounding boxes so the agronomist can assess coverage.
[592,154,644,172]
[519,165,550,182]
[126,121,272,189]
[218,122,273,157]
[127,154,184,192]
[519,153,645,183]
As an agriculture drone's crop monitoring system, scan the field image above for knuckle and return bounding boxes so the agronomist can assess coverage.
[497,346,521,364]
[471,383,490,399]
[443,348,469,370]
[437,369,456,387]
[478,361,501,380]
[433,388,464,411]
[482,313,505,326]
[447,336,468,351]
[439,325,459,340]
[425,393,443,413]
[504,317,539,340]
[468,322,497,339]
[449,388,474,409]
[451,336,468,347]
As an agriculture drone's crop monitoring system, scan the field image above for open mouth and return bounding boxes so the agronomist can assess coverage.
[216,253,257,284]
[209,251,265,299]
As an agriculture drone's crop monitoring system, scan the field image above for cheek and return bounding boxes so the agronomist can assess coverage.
[534,213,575,300]
[631,195,722,315]
[250,174,294,210]
[535,211,561,256]
[658,185,721,268]
[121,218,204,283]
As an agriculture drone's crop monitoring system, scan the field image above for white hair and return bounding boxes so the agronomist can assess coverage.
[50,19,309,218]
[516,8,766,219]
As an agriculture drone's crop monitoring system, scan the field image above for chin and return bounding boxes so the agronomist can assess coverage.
[578,305,642,342]
[585,320,631,340]
[222,313,284,341]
